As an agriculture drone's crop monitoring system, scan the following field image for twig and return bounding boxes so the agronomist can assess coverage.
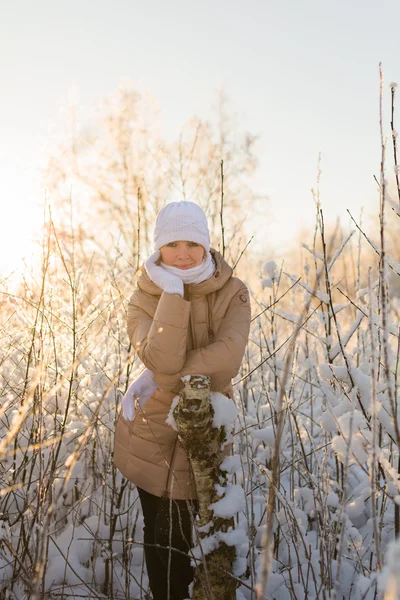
[220,159,226,258]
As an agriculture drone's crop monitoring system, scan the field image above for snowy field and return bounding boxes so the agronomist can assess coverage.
[1,203,399,600]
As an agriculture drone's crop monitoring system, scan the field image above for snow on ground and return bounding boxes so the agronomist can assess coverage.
[1,221,400,599]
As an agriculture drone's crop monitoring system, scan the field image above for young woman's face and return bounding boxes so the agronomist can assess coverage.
[160,241,205,269]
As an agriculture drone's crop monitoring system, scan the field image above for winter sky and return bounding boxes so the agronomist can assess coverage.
[1,0,400,273]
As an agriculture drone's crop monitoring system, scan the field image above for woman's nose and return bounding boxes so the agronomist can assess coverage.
[176,245,189,258]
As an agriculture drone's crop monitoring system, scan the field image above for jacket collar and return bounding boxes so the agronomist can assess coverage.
[137,248,232,297]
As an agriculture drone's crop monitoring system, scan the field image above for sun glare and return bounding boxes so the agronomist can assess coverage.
[0,164,43,280]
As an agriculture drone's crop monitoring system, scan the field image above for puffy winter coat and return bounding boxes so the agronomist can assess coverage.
[113,249,251,499]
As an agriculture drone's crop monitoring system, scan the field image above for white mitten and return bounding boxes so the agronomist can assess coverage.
[122,368,158,421]
[145,251,184,296]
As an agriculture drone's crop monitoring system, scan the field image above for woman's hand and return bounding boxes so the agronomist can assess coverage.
[145,251,184,296]
[122,368,158,420]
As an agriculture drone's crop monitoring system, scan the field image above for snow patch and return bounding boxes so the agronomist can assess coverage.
[210,484,246,518]
[211,392,237,433]
[165,395,180,430]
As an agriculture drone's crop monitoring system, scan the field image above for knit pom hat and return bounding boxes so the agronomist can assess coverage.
[153,201,211,252]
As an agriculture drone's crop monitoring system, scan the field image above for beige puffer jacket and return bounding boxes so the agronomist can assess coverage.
[113,249,251,500]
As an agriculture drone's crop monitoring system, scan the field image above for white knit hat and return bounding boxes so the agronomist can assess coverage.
[153,201,211,252]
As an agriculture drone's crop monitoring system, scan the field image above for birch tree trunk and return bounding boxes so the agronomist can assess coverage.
[173,375,237,600]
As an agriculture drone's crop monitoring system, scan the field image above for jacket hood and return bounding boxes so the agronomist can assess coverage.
[137,248,232,297]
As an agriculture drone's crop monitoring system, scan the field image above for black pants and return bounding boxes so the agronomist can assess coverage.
[137,487,199,600]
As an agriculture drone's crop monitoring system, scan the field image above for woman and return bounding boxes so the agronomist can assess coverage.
[114,201,251,600]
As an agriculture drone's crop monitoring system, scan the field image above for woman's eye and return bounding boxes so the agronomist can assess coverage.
[189,243,199,247]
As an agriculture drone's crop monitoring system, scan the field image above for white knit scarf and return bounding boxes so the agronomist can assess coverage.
[160,251,215,284]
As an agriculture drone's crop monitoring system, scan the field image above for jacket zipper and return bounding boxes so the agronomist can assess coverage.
[163,288,213,499]
[207,295,214,343]
[185,284,197,348]
[190,310,197,348]
[163,284,191,499]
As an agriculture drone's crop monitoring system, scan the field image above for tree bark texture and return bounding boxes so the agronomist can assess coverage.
[173,375,237,600]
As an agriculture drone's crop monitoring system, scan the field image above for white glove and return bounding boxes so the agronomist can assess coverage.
[122,368,158,421]
[145,251,184,296]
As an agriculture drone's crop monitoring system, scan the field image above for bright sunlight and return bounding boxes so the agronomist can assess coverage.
[0,160,42,277]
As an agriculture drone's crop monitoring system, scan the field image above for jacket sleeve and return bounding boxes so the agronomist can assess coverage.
[153,284,251,390]
[127,290,191,374]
